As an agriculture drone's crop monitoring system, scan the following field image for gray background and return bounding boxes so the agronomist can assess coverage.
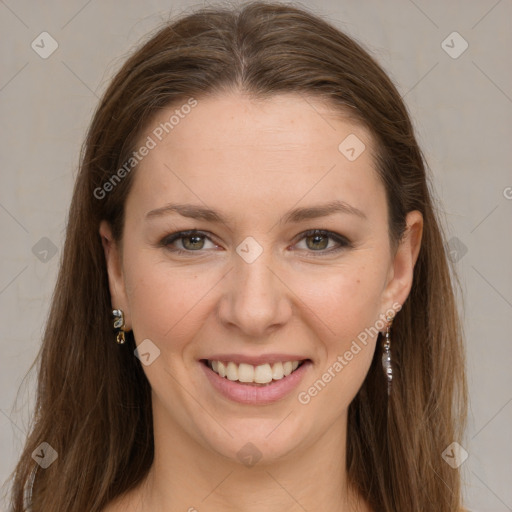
[0,1,511,510]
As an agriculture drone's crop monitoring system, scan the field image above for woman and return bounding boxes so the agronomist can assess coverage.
[6,1,467,511]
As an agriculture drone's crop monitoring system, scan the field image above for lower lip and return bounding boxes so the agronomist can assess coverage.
[200,360,312,405]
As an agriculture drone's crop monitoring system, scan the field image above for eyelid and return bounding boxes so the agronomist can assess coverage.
[160,229,351,255]
[291,229,352,254]
[160,229,219,250]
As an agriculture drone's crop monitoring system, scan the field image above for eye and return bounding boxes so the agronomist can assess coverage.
[293,229,351,255]
[160,230,218,254]
[159,228,351,256]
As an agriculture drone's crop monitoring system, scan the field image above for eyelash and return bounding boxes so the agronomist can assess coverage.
[159,229,352,257]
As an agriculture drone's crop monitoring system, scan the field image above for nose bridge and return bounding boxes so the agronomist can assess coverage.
[220,235,291,335]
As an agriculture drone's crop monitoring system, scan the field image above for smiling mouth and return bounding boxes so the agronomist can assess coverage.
[200,359,309,386]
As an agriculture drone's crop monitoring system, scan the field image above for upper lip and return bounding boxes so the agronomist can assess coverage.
[201,354,311,366]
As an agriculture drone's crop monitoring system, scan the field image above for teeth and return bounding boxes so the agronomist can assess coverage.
[271,362,284,380]
[283,361,293,376]
[254,363,273,383]
[238,363,255,382]
[207,359,303,383]
[226,362,238,381]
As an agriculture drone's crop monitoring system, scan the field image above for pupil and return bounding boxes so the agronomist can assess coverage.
[308,234,328,250]
[184,235,204,250]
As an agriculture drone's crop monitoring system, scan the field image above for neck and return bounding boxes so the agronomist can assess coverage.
[134,400,371,512]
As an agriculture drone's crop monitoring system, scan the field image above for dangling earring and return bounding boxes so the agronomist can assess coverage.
[112,309,126,344]
[382,314,394,395]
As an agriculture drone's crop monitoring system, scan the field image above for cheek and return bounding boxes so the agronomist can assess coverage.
[293,259,386,343]
[123,250,211,349]
[294,265,385,412]
[293,258,385,382]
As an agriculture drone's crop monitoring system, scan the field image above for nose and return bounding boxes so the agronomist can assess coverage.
[217,244,293,338]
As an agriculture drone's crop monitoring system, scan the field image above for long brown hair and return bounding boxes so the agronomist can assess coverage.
[4,2,467,510]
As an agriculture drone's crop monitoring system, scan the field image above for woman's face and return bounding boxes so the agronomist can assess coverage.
[101,92,421,465]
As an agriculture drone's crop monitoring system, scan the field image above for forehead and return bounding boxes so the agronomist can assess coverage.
[127,92,385,223]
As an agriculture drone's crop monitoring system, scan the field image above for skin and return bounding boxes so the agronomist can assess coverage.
[100,91,423,512]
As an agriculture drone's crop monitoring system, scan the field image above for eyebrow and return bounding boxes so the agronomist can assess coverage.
[145,199,366,224]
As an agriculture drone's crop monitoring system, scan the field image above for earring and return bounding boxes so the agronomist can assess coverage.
[112,309,126,344]
[382,314,394,395]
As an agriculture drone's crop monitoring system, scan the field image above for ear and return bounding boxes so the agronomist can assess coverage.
[99,220,131,330]
[380,210,423,318]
